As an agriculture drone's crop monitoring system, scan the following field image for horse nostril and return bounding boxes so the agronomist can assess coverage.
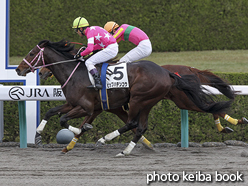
[16,68,20,75]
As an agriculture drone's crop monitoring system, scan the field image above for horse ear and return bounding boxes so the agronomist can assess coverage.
[38,40,50,47]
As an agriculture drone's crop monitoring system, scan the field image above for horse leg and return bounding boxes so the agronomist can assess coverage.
[62,110,103,153]
[35,103,74,145]
[60,105,91,134]
[107,107,153,149]
[96,108,140,147]
[116,110,150,157]
[63,107,153,153]
[218,113,248,125]
[213,114,234,133]
[96,103,154,156]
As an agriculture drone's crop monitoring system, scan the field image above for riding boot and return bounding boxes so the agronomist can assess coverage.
[88,68,103,89]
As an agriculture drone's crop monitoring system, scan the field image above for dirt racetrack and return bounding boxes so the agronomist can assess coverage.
[0,141,248,186]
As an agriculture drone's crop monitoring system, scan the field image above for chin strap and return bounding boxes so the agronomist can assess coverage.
[79,27,87,36]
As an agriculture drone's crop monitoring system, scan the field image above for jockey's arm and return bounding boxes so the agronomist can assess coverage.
[80,37,94,56]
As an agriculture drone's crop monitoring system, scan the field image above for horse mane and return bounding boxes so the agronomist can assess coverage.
[38,39,119,63]
[38,39,75,59]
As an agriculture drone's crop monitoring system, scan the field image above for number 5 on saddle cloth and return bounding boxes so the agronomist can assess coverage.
[100,62,129,110]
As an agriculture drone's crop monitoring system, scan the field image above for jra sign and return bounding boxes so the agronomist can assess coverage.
[0,86,65,101]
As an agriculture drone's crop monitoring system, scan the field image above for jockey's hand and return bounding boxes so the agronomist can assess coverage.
[74,54,84,61]
[74,54,82,59]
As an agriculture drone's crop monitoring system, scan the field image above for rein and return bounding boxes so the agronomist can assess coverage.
[23,45,80,88]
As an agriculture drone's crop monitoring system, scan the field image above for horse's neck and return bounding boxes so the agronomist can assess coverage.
[44,52,87,86]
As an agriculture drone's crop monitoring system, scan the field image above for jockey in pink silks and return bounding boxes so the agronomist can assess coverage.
[104,21,152,63]
[72,17,119,89]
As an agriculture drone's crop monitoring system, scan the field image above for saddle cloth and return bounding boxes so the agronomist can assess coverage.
[99,62,129,110]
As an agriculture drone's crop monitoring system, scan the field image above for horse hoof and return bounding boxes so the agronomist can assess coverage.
[61,148,68,154]
[95,138,105,147]
[35,132,42,146]
[221,127,234,133]
[116,152,125,157]
[141,143,154,151]
[242,117,248,124]
[82,123,93,131]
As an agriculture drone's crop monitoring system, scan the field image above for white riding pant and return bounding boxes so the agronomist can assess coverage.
[85,43,119,72]
[119,39,152,63]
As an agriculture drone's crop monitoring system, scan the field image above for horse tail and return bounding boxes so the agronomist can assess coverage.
[168,71,232,114]
[189,68,235,100]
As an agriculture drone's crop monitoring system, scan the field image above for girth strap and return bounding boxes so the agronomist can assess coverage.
[99,63,110,110]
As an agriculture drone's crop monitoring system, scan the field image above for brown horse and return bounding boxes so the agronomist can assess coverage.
[38,64,248,153]
[16,39,233,156]
[163,65,248,132]
[39,65,247,134]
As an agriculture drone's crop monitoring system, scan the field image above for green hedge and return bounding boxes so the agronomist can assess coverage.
[2,72,248,144]
[10,0,248,56]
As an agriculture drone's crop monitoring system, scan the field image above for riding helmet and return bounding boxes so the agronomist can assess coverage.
[72,17,89,29]
[104,21,119,34]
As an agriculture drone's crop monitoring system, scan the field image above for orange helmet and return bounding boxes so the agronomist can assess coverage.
[104,21,119,34]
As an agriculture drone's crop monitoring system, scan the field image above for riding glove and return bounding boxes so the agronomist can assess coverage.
[74,54,84,61]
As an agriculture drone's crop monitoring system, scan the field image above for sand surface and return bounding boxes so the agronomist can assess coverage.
[0,143,248,186]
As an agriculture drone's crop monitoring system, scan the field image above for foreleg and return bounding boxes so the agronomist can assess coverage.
[213,114,234,133]
[218,113,248,125]
[60,105,89,134]
[35,103,74,145]
[62,110,102,153]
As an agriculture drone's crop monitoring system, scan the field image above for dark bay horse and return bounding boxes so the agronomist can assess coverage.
[39,64,248,153]
[40,64,247,134]
[16,40,233,156]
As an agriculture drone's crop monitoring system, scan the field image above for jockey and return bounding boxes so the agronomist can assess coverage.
[72,17,119,90]
[104,21,152,63]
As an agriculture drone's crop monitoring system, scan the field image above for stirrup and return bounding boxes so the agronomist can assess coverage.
[87,84,102,90]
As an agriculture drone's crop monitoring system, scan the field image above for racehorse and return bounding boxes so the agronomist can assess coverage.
[39,64,248,153]
[163,65,248,132]
[16,39,233,156]
[39,64,247,134]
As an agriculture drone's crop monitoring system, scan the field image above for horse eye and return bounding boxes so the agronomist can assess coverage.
[30,53,34,56]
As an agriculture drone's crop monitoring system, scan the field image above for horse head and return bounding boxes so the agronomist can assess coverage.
[16,40,50,76]
[16,39,75,77]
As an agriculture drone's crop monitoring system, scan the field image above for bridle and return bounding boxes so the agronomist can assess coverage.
[23,45,45,72]
[23,45,76,73]
[22,44,80,88]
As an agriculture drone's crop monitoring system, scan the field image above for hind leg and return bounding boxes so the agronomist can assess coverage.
[97,105,152,156]
[116,112,150,157]
[108,107,153,150]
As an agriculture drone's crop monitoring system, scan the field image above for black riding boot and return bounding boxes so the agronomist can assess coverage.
[88,68,103,89]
